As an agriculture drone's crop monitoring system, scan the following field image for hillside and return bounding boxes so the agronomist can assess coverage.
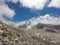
[0,21,60,45]
[0,21,41,45]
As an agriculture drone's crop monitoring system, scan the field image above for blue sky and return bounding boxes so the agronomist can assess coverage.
[0,0,60,25]
[6,1,60,22]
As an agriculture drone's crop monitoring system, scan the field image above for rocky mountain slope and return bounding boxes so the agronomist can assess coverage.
[0,21,41,45]
[0,20,60,45]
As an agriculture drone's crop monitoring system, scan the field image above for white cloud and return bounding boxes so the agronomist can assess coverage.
[0,0,16,25]
[19,0,48,10]
[0,4,15,18]
[48,0,60,8]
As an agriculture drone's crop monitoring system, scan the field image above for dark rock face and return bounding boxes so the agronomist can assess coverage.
[45,29,57,33]
[36,24,44,29]
[35,23,60,32]
[53,25,60,30]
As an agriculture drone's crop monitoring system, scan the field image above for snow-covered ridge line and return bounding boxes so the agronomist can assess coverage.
[16,14,60,29]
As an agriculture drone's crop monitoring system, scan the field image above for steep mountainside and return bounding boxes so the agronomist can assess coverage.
[0,21,60,45]
[0,21,41,45]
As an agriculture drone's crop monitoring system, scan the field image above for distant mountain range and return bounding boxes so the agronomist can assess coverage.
[17,15,60,30]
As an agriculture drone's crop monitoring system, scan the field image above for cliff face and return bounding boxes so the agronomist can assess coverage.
[0,21,60,45]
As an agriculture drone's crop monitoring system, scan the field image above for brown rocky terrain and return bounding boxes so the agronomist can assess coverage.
[0,21,60,45]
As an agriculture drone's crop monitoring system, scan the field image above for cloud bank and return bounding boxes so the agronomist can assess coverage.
[0,0,16,24]
[48,0,60,8]
[19,0,60,9]
[19,0,48,10]
[0,4,15,18]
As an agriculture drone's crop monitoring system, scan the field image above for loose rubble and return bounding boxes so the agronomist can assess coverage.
[0,21,60,45]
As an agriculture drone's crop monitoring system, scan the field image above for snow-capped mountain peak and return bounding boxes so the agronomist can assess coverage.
[17,14,60,29]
